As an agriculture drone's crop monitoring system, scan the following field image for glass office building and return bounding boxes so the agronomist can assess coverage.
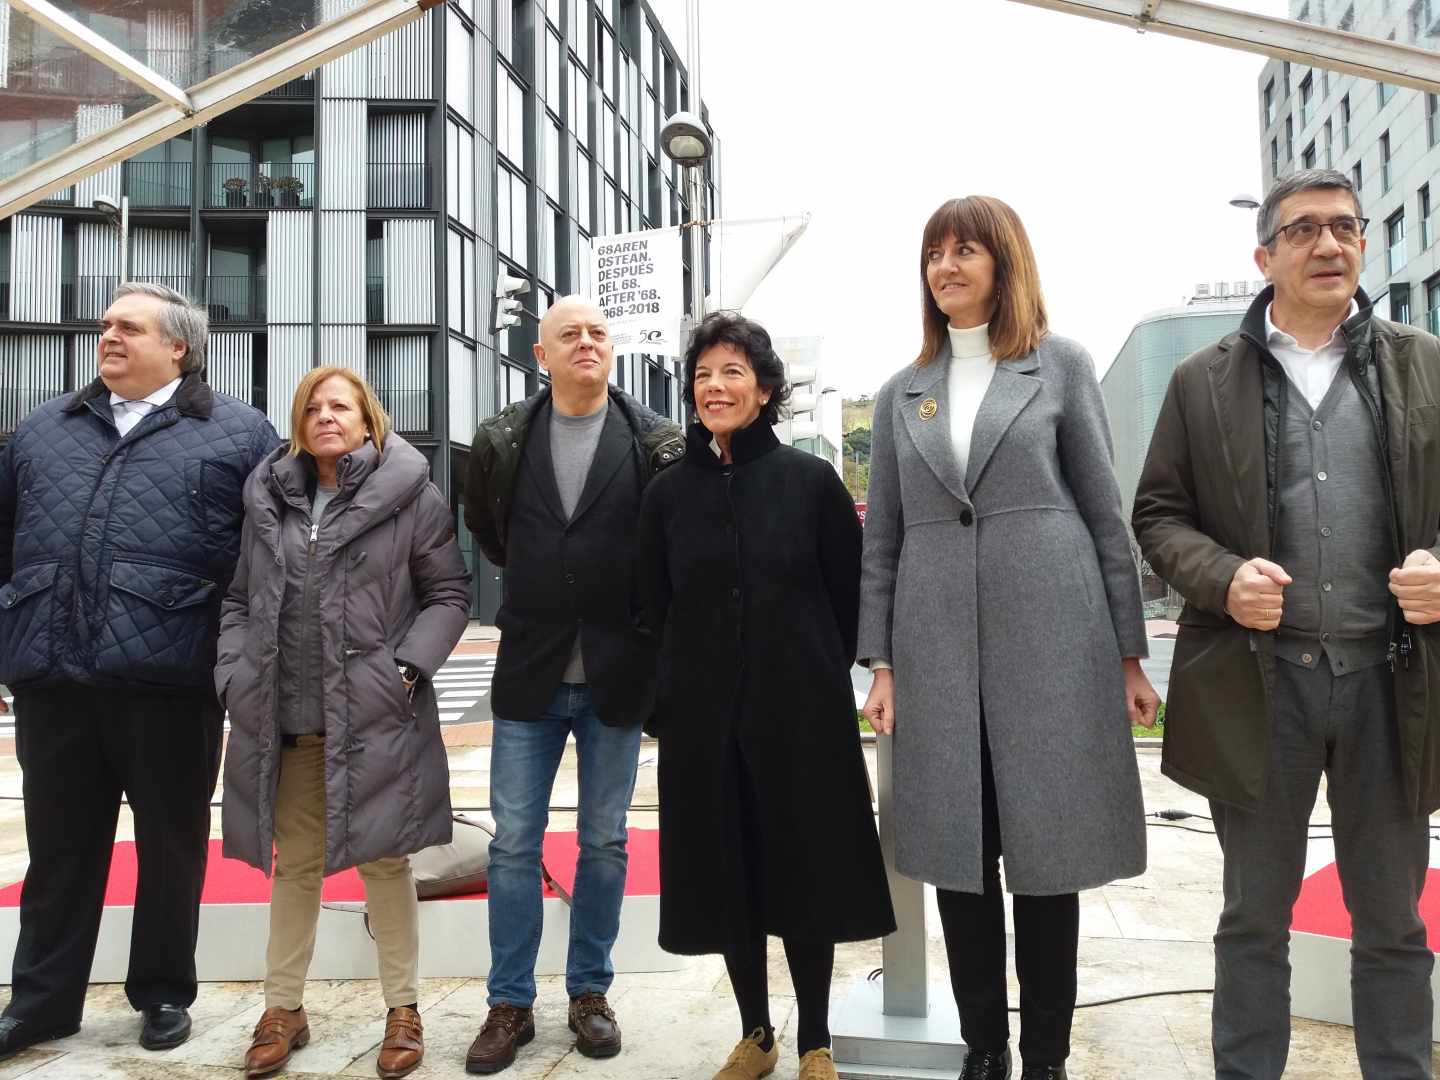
[0,0,719,619]
[1257,1,1440,327]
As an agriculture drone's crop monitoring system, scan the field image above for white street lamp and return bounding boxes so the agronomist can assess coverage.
[93,194,130,285]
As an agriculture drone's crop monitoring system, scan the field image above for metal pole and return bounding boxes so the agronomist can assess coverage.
[686,168,705,324]
[684,0,705,327]
[119,195,130,284]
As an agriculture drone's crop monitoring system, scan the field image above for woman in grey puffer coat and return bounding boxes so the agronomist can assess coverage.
[216,366,470,1080]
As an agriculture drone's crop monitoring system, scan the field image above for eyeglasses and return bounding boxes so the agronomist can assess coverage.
[1266,216,1369,248]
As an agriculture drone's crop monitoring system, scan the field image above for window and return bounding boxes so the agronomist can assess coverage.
[1429,94,1440,147]
[1391,283,1412,325]
[1271,138,1280,179]
[1388,210,1407,274]
[446,10,474,123]
[546,29,561,106]
[1300,74,1313,128]
[1379,81,1395,109]
[1429,275,1440,335]
[1322,69,1331,99]
[1342,94,1351,149]
[570,61,590,147]
[497,166,528,267]
[1324,119,1334,167]
[1302,142,1316,169]
[1352,159,1363,192]
[446,120,475,229]
[1423,184,1433,249]
[447,228,476,336]
[1283,61,1291,99]
[497,72,525,166]
[598,20,614,101]
[576,149,593,233]
[1382,131,1393,191]
[570,0,590,67]
[601,101,615,176]
[1285,116,1294,161]
[1340,3,1355,29]
[543,119,561,202]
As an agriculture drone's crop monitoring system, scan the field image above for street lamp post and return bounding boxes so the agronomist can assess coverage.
[93,194,130,284]
[659,111,712,328]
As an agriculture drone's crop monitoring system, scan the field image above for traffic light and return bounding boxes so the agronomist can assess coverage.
[493,265,530,333]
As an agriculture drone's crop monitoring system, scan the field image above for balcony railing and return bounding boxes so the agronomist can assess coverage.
[367,163,432,209]
[61,275,119,322]
[59,275,193,321]
[207,276,267,323]
[1,388,65,436]
[205,163,315,209]
[124,161,192,209]
[36,189,75,207]
[209,49,314,97]
[366,276,385,323]
[375,389,432,436]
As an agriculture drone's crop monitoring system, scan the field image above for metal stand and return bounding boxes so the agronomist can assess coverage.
[832,735,966,1079]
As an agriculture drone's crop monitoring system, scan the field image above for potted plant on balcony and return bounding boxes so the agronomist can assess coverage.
[275,174,305,207]
[253,172,274,207]
[222,175,247,207]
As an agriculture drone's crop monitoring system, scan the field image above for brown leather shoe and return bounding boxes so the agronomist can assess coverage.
[465,1003,534,1074]
[376,1006,423,1079]
[244,1006,310,1078]
[567,992,621,1058]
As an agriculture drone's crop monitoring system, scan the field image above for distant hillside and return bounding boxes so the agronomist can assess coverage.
[842,396,874,434]
[841,397,874,500]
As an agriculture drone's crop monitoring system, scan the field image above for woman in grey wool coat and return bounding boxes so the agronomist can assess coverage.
[858,196,1159,1080]
[216,367,470,1080]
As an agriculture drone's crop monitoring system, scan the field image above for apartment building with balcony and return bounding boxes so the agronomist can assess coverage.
[1258,1,1440,329]
[0,0,719,619]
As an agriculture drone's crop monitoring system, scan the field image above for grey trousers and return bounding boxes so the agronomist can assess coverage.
[1210,659,1433,1080]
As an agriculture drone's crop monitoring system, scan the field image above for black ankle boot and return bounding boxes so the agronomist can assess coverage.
[960,1045,1011,1080]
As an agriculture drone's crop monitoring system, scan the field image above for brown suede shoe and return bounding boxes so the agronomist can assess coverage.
[244,1006,310,1079]
[567,992,621,1058]
[465,1003,534,1075]
[375,1006,423,1079]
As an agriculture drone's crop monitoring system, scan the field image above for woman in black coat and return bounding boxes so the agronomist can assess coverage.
[638,312,895,1080]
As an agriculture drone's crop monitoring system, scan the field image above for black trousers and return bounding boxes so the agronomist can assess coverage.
[935,722,1080,1067]
[6,683,223,1027]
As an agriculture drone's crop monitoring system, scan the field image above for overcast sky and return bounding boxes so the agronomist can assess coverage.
[648,0,1291,393]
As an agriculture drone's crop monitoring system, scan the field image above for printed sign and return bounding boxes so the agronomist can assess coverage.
[591,227,684,355]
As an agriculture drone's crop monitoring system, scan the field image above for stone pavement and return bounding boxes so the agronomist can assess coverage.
[0,675,1427,1076]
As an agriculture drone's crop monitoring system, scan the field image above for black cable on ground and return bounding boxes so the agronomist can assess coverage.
[865,969,1213,1010]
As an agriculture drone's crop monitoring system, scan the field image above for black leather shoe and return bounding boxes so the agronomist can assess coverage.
[140,1004,192,1050]
[960,1046,1012,1080]
[1019,1066,1067,1080]
[0,1015,80,1061]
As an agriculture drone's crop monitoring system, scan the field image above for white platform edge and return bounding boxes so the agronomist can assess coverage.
[1292,929,1440,1040]
[830,976,965,1080]
[0,894,682,982]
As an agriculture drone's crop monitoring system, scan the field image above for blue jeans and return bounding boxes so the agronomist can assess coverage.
[486,684,642,1007]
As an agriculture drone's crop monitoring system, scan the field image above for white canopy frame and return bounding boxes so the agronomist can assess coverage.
[10,0,194,111]
[1007,0,1440,94]
[0,0,440,219]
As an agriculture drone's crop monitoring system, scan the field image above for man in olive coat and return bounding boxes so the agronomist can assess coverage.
[1133,168,1440,1079]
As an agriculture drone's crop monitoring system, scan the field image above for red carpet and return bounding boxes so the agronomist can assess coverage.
[1292,864,1440,950]
[0,828,661,907]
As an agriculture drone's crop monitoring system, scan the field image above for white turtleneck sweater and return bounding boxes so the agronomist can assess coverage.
[946,322,996,479]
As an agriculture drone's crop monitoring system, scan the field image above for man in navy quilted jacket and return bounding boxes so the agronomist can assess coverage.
[0,282,278,1060]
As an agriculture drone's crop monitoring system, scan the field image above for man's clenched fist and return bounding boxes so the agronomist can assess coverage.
[1390,549,1440,626]
[1226,558,1292,631]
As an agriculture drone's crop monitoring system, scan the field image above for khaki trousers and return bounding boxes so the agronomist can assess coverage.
[264,737,419,1009]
